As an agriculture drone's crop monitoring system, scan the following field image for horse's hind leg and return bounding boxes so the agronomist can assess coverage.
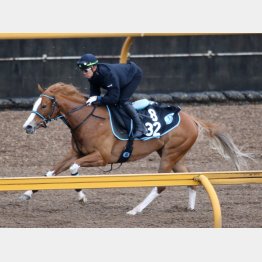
[127,156,196,215]
[172,161,197,210]
[154,160,197,210]
[127,153,175,216]
[126,188,160,215]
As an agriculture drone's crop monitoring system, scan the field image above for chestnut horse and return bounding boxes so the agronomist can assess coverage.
[22,82,253,215]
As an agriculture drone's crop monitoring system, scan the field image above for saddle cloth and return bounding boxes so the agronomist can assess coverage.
[106,100,181,141]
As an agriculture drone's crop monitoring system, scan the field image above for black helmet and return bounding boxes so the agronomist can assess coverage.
[77,53,98,70]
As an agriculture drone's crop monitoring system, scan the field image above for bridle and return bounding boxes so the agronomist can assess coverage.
[32,94,62,128]
[32,93,105,132]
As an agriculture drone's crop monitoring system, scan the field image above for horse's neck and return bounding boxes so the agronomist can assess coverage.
[57,95,108,130]
[58,94,86,114]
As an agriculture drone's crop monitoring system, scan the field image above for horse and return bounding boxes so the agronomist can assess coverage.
[22,82,253,215]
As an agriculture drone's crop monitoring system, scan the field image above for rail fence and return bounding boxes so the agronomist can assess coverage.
[0,170,261,228]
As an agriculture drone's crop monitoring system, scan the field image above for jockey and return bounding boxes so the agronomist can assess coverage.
[76,53,147,138]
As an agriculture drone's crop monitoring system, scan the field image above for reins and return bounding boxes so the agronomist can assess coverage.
[67,105,105,132]
[34,94,106,132]
[64,104,87,115]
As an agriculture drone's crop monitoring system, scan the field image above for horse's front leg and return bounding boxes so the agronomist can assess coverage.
[67,151,106,203]
[52,150,79,175]
[19,150,79,201]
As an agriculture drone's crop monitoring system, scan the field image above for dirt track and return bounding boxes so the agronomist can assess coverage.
[0,103,261,228]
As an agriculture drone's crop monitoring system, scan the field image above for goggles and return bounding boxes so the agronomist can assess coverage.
[77,63,93,73]
[81,67,92,73]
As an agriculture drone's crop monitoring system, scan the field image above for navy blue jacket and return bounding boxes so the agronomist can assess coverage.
[88,62,142,105]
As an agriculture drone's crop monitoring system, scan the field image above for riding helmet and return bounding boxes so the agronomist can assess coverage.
[77,53,99,69]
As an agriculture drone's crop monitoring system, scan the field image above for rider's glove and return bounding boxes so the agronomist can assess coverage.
[86,96,98,106]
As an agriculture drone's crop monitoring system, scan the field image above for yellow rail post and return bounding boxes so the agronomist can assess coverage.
[196,175,222,228]
[119,36,134,64]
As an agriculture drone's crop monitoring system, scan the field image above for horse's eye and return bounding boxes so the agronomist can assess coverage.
[42,104,47,109]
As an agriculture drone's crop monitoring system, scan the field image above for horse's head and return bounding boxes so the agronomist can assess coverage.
[23,84,61,134]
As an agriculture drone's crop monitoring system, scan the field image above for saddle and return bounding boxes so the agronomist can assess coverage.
[107,99,181,141]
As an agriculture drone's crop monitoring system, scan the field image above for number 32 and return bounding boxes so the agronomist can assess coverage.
[145,122,161,137]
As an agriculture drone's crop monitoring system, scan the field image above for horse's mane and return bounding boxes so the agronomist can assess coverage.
[47,82,85,97]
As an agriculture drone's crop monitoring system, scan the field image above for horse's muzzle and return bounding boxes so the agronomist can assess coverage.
[24,125,35,134]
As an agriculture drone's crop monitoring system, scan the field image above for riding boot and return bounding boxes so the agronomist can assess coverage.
[122,102,147,138]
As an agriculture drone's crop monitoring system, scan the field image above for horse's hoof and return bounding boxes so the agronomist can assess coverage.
[78,196,87,204]
[187,207,196,211]
[19,194,31,201]
[126,209,141,215]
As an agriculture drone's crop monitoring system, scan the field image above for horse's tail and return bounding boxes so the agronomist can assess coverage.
[192,116,255,170]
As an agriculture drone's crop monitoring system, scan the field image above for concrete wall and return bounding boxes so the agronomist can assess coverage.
[0,34,262,99]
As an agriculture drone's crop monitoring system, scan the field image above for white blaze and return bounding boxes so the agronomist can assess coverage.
[23,97,42,128]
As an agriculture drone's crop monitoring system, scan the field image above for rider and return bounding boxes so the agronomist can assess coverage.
[76,53,147,138]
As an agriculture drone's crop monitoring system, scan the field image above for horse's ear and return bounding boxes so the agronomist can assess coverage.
[37,84,44,93]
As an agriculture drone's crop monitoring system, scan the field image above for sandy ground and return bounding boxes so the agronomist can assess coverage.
[0,102,261,228]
